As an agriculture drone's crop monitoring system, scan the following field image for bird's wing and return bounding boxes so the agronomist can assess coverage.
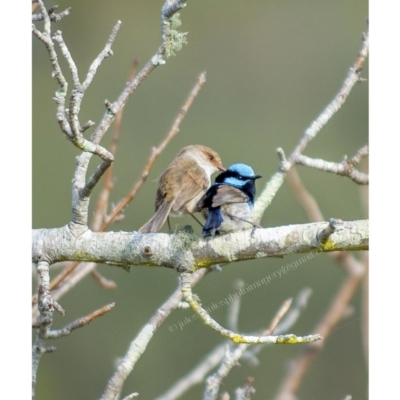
[172,171,207,212]
[210,185,249,208]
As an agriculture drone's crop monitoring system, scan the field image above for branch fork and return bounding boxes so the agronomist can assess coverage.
[180,272,322,345]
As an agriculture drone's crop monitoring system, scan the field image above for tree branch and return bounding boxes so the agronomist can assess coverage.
[294,144,369,184]
[99,71,207,231]
[204,299,292,400]
[100,269,208,400]
[180,272,321,345]
[72,0,191,228]
[32,220,369,269]
[252,30,369,222]
[155,288,312,400]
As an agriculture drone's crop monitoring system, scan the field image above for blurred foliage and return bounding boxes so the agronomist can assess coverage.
[32,0,368,399]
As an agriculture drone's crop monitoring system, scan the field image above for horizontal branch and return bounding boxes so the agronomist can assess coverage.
[32,220,368,270]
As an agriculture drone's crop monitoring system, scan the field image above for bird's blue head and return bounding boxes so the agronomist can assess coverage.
[215,163,262,188]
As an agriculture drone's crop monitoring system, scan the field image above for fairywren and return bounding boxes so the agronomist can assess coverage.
[197,163,262,236]
[139,145,225,233]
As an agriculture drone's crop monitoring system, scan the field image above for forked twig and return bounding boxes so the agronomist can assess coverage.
[252,30,369,222]
[180,271,321,345]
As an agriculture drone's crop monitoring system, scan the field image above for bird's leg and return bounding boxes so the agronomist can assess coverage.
[188,212,204,228]
[167,217,173,234]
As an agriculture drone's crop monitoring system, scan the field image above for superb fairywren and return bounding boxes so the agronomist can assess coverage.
[197,163,262,236]
[139,145,225,233]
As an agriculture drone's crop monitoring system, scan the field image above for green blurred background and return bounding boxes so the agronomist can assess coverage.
[32,0,368,399]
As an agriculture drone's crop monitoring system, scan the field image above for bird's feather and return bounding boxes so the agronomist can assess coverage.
[210,185,249,207]
[172,170,208,212]
[202,208,223,235]
[138,201,173,233]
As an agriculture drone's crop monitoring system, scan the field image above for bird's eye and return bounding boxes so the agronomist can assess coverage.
[209,155,214,161]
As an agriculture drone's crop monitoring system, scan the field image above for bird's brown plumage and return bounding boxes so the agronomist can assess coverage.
[139,145,225,233]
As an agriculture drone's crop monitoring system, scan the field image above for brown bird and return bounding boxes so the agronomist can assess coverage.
[139,145,225,233]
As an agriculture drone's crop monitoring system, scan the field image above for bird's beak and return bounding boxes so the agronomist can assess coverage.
[218,166,227,172]
[253,175,262,179]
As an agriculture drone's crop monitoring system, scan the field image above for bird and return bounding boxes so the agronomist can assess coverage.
[197,163,262,236]
[139,145,226,233]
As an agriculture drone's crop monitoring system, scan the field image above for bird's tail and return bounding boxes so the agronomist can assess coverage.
[139,201,173,233]
[202,208,223,236]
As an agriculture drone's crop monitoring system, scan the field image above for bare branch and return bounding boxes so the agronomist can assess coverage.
[294,144,369,184]
[101,269,208,400]
[32,6,71,22]
[273,163,368,399]
[266,298,293,334]
[204,298,294,400]
[244,288,313,364]
[92,59,139,231]
[121,394,139,400]
[162,0,187,20]
[234,377,256,400]
[32,220,369,269]
[71,0,192,227]
[226,279,245,332]
[286,169,324,222]
[49,261,79,291]
[180,272,321,345]
[274,260,366,400]
[155,288,312,400]
[252,30,369,221]
[82,21,122,90]
[91,270,117,290]
[33,3,116,186]
[99,71,207,231]
[52,30,81,89]
[47,303,115,339]
[32,259,58,398]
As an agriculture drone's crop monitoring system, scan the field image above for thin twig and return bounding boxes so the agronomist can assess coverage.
[244,288,313,364]
[100,71,207,231]
[266,298,293,334]
[295,144,369,185]
[32,5,71,22]
[91,270,117,290]
[121,394,139,400]
[49,261,79,291]
[92,58,139,232]
[47,303,115,338]
[226,279,245,332]
[286,169,324,221]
